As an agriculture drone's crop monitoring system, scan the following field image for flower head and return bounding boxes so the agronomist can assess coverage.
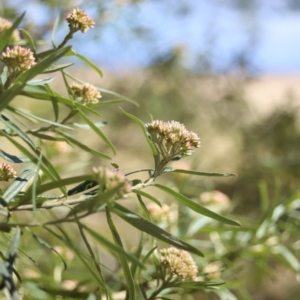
[1,45,35,75]
[199,190,230,209]
[203,262,222,280]
[147,203,177,223]
[0,163,17,181]
[93,167,131,198]
[70,83,101,105]
[145,120,200,163]
[160,247,198,281]
[0,17,20,42]
[66,8,95,33]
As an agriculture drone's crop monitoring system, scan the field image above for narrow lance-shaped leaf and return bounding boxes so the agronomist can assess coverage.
[120,108,157,156]
[56,130,111,160]
[78,109,116,155]
[80,223,145,267]
[26,228,67,270]
[106,207,137,300]
[3,169,36,204]
[0,114,36,150]
[112,203,204,257]
[65,49,103,78]
[164,168,237,177]
[154,183,240,227]
[0,149,30,163]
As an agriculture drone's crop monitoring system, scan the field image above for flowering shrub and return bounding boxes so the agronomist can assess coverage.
[0,8,299,300]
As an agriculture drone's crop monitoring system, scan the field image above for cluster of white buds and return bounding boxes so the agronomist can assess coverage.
[70,83,101,105]
[146,120,200,165]
[147,203,177,224]
[0,163,17,181]
[160,247,198,281]
[66,8,95,33]
[1,45,35,75]
[93,167,131,198]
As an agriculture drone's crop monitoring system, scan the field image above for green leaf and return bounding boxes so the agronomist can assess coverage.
[67,180,98,196]
[81,224,145,267]
[66,49,103,77]
[78,109,116,155]
[0,114,36,149]
[26,228,67,270]
[173,281,225,289]
[27,78,54,86]
[132,189,162,207]
[42,63,74,74]
[9,106,74,130]
[106,208,137,300]
[120,108,157,155]
[154,184,240,226]
[0,149,30,163]
[1,66,9,87]
[44,226,107,289]
[3,169,36,204]
[19,28,35,51]
[73,122,107,130]
[18,175,93,206]
[56,130,111,160]
[166,168,237,177]
[112,203,204,257]
[0,13,25,52]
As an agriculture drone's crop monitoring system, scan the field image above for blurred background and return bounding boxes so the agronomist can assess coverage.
[1,0,300,299]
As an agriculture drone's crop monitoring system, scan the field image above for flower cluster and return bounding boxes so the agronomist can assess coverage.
[0,163,17,181]
[70,83,101,105]
[1,45,35,75]
[66,8,95,33]
[160,247,198,281]
[145,120,200,162]
[203,262,222,280]
[147,203,177,223]
[0,17,20,42]
[199,190,230,210]
[93,167,131,198]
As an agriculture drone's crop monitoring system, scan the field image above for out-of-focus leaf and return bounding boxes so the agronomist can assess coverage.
[0,114,36,149]
[154,184,240,226]
[1,67,9,87]
[73,122,107,130]
[27,78,54,85]
[6,227,21,272]
[112,203,204,257]
[66,49,103,77]
[120,108,157,156]
[0,13,25,52]
[56,130,111,160]
[42,63,73,74]
[19,28,35,50]
[44,226,106,288]
[26,228,67,270]
[9,106,74,130]
[0,149,30,163]
[20,84,73,120]
[3,169,36,204]
[81,224,145,267]
[132,189,162,207]
[165,168,237,177]
[78,109,116,155]
[106,208,137,300]
[173,280,225,289]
